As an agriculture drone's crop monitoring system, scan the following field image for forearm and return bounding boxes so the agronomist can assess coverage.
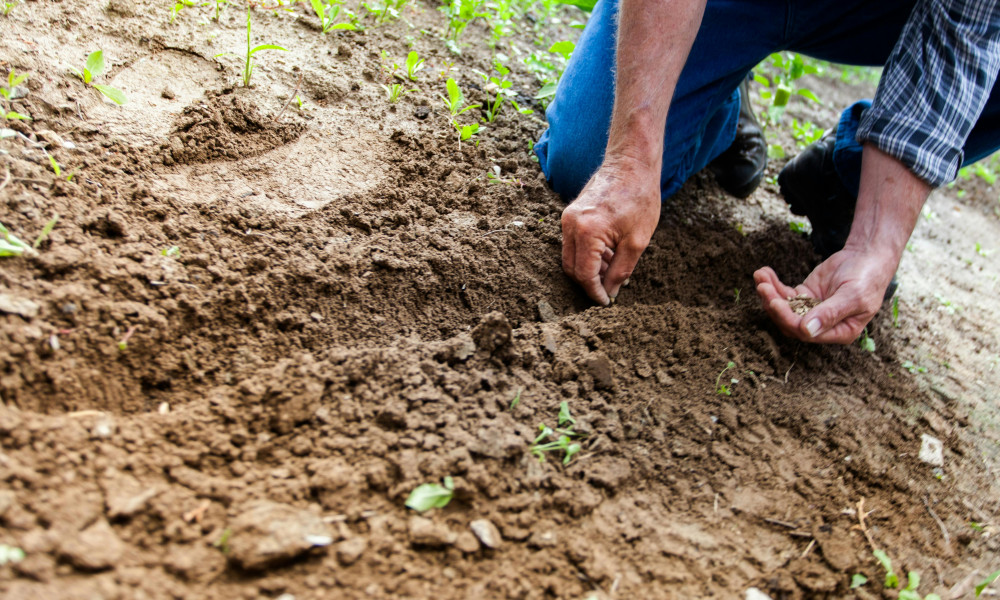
[845,145,931,266]
[606,0,707,170]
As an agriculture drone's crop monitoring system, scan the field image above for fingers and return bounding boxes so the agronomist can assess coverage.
[604,237,645,300]
[799,289,871,344]
[571,233,611,306]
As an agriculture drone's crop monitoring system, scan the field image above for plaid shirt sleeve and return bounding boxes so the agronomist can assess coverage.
[856,0,1000,187]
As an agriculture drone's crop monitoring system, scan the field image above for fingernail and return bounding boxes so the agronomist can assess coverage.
[622,278,630,287]
[806,318,822,337]
[608,295,616,305]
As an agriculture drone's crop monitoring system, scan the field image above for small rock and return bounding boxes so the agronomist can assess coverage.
[335,537,366,566]
[163,544,225,582]
[161,87,176,100]
[58,519,124,571]
[582,352,613,389]
[0,294,40,319]
[527,529,558,549]
[745,588,773,600]
[227,501,333,570]
[634,360,654,379]
[919,434,944,466]
[103,471,160,519]
[655,370,674,386]
[469,519,502,549]
[454,531,479,553]
[537,300,557,323]
[541,328,558,354]
[408,516,457,547]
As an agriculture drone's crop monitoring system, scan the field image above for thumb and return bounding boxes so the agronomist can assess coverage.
[604,237,645,300]
[800,289,867,343]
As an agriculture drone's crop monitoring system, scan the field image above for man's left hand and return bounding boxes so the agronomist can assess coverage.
[753,245,898,344]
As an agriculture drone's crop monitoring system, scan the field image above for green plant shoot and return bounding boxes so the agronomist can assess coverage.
[70,50,127,105]
[405,51,425,81]
[440,78,478,116]
[405,477,455,512]
[715,361,736,395]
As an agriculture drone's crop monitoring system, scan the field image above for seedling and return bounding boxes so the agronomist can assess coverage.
[715,361,736,395]
[486,165,523,187]
[509,388,521,410]
[405,477,454,512]
[2,1,20,16]
[161,245,180,257]
[213,527,232,554]
[439,0,488,46]
[381,82,415,103]
[476,59,514,123]
[1,221,37,257]
[872,550,942,600]
[975,242,994,257]
[850,574,868,589]
[977,570,1000,597]
[70,50,127,105]
[0,545,25,566]
[439,78,478,116]
[789,220,808,234]
[891,296,900,327]
[1,69,30,121]
[901,360,927,374]
[362,0,408,24]
[733,288,741,303]
[754,52,822,124]
[216,9,287,87]
[404,51,425,81]
[857,328,876,352]
[33,215,58,249]
[310,0,358,32]
[531,402,583,465]
[453,120,481,148]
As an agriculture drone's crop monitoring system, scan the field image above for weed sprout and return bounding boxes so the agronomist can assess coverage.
[70,50,127,105]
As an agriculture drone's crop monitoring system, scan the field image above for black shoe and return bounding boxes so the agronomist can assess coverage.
[778,127,898,300]
[708,78,768,199]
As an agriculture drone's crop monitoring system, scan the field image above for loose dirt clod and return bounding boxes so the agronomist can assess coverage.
[227,502,333,570]
[788,294,821,316]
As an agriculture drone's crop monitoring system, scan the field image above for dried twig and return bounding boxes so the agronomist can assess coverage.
[183,499,211,523]
[852,497,878,552]
[923,496,952,555]
[800,538,816,558]
[273,73,304,123]
[0,166,10,192]
[784,361,796,384]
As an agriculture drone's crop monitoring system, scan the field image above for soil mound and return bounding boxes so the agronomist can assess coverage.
[161,91,304,165]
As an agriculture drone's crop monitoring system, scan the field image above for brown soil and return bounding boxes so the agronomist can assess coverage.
[2,2,999,600]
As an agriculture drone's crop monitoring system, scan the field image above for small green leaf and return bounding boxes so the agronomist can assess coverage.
[0,544,25,565]
[310,0,324,20]
[796,88,821,104]
[535,82,557,99]
[904,571,920,591]
[873,549,898,588]
[4,111,30,121]
[446,77,462,108]
[249,44,287,56]
[977,570,1000,597]
[405,481,454,512]
[753,73,770,87]
[33,215,59,249]
[93,84,127,105]
[85,50,105,78]
[48,154,61,177]
[558,401,575,426]
[850,574,868,589]
[548,40,575,59]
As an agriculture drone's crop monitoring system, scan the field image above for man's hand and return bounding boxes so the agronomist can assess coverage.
[561,159,661,305]
[754,245,898,343]
[756,145,930,344]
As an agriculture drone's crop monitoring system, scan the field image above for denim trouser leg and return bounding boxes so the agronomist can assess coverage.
[536,0,1000,203]
[534,0,786,201]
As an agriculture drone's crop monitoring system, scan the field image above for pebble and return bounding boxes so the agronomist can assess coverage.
[335,537,366,566]
[454,531,480,553]
[408,516,456,547]
[746,588,773,600]
[919,433,944,466]
[469,519,502,549]
[227,501,334,570]
[0,294,40,319]
[58,519,124,571]
[537,300,557,323]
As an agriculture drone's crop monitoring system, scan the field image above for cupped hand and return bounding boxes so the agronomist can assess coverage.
[753,245,899,344]
[561,159,662,305]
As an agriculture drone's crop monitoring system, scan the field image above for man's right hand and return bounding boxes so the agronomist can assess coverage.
[561,158,662,305]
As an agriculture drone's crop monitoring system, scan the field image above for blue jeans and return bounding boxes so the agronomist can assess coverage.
[535,0,1000,201]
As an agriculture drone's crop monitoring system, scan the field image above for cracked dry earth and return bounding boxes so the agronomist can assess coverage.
[1,1,999,599]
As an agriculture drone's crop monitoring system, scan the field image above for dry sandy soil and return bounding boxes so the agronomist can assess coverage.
[1,1,999,599]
